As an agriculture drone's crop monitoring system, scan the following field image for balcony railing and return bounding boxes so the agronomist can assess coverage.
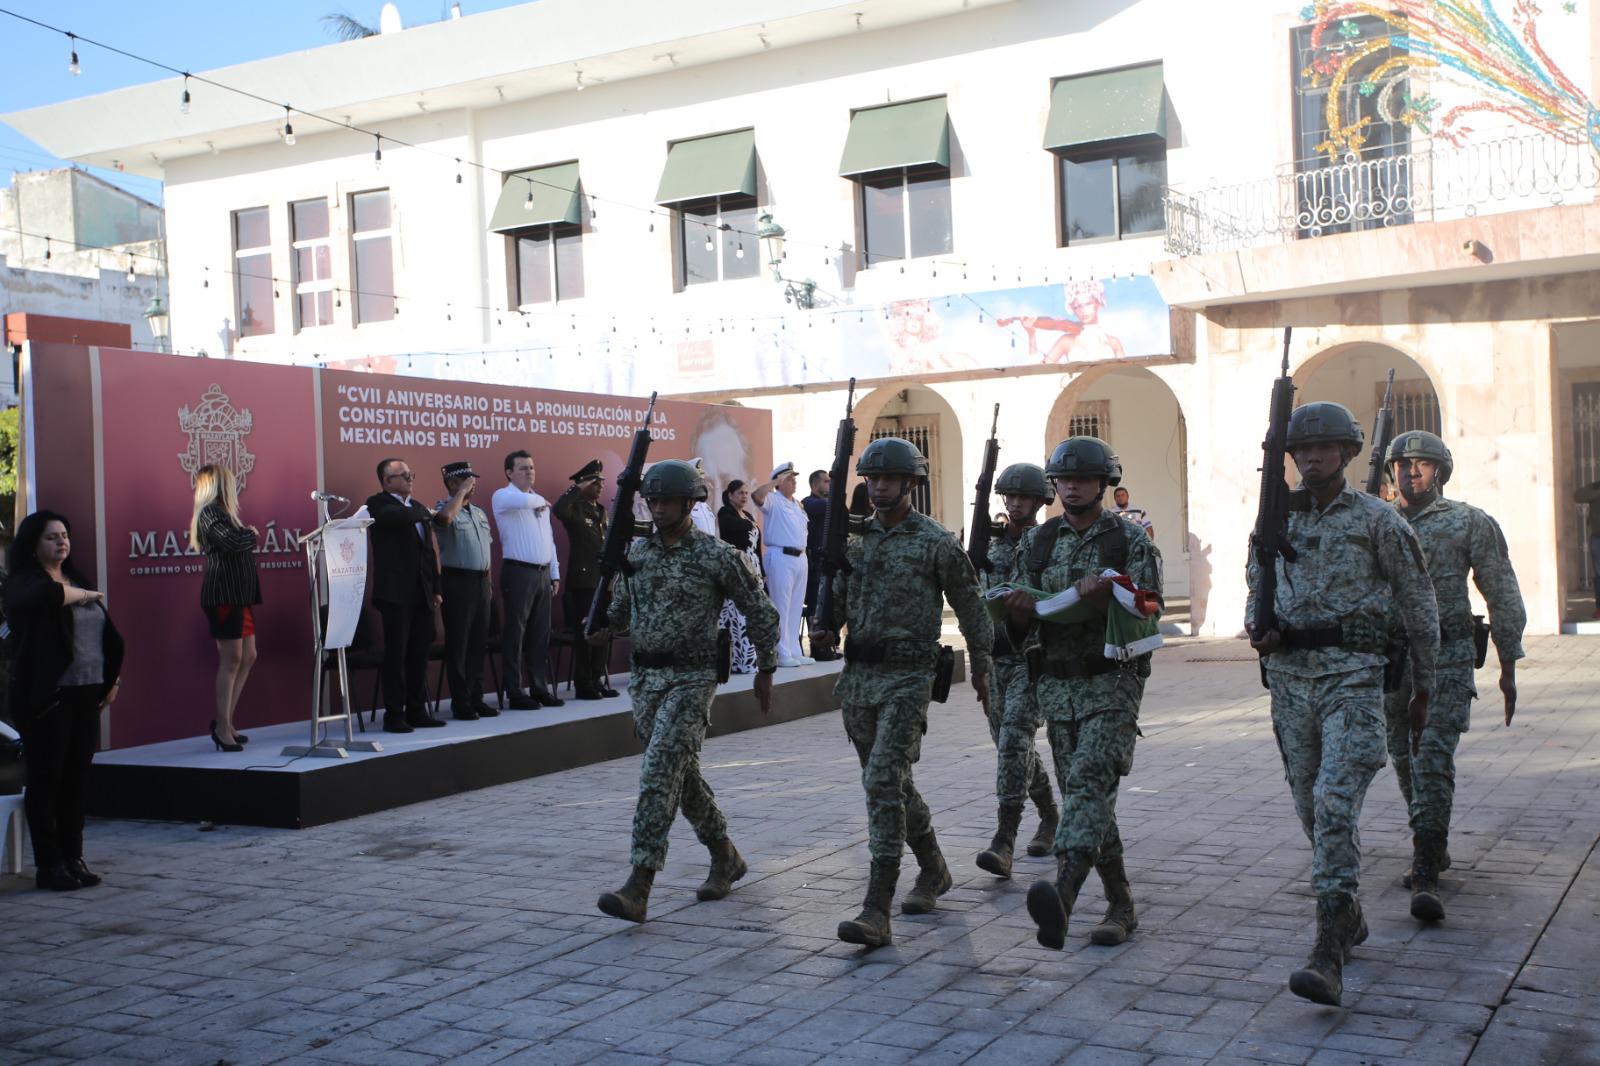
[1163,132,1600,257]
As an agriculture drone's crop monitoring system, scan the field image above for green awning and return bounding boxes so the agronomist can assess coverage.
[839,97,949,177]
[489,162,582,233]
[1044,63,1167,150]
[654,129,757,204]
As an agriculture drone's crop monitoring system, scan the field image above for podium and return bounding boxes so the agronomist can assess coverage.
[284,500,382,758]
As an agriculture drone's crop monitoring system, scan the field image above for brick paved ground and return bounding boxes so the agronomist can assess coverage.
[3,635,1597,1066]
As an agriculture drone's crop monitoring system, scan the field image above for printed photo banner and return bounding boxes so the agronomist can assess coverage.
[22,344,771,749]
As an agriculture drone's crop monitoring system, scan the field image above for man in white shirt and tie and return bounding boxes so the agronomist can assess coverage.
[753,461,812,667]
[493,449,564,709]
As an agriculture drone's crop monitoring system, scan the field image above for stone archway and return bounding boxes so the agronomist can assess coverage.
[1043,364,1192,624]
[851,383,966,533]
[1292,341,1443,496]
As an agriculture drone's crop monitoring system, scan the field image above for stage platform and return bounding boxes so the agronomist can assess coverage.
[89,661,846,830]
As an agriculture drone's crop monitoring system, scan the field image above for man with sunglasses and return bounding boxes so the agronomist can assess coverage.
[366,458,446,734]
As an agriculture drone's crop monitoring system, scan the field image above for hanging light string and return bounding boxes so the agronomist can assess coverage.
[0,5,1080,282]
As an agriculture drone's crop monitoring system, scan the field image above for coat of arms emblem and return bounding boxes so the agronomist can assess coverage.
[178,384,256,491]
[339,537,356,565]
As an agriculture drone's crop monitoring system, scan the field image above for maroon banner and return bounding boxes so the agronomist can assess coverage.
[24,347,771,749]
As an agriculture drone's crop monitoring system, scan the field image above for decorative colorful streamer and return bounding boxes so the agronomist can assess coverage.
[1299,0,1599,156]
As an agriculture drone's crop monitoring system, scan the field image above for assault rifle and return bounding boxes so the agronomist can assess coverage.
[1250,329,1298,679]
[585,391,657,636]
[1364,368,1397,496]
[967,404,1002,573]
[811,378,857,637]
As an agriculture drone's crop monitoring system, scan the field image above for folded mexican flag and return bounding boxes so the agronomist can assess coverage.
[985,569,1163,660]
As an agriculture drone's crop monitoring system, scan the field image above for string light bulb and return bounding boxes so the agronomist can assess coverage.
[67,33,80,75]
[735,241,745,259]
[524,184,534,211]
[703,231,714,253]
[575,69,586,91]
[373,135,382,168]
[455,158,462,184]
[282,106,295,146]
[180,76,191,114]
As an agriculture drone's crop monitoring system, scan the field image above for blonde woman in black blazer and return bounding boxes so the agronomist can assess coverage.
[190,464,260,752]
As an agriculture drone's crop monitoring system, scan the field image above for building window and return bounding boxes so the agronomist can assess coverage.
[1378,378,1442,436]
[291,198,334,330]
[1057,148,1166,245]
[677,194,758,287]
[1068,400,1111,442]
[350,189,395,324]
[859,165,952,267]
[232,207,274,337]
[513,224,584,305]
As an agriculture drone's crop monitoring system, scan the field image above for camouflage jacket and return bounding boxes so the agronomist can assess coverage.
[609,526,779,678]
[1397,496,1525,668]
[1006,511,1163,716]
[1246,482,1439,689]
[983,524,1031,661]
[827,508,994,678]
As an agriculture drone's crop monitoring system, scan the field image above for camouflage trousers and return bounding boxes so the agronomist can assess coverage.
[1383,658,1474,841]
[1267,666,1387,898]
[1037,688,1137,861]
[985,658,1054,810]
[628,672,728,871]
[840,668,933,863]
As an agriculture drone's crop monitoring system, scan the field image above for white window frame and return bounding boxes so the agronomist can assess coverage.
[232,206,274,337]
[291,197,335,332]
[675,192,758,289]
[857,164,953,269]
[350,188,395,326]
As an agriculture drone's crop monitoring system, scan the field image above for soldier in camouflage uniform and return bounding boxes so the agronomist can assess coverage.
[975,463,1061,880]
[1383,431,1525,923]
[1001,437,1162,951]
[1246,402,1439,1006]
[593,460,780,924]
[813,437,994,949]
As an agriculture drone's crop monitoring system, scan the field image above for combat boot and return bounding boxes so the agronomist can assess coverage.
[1402,834,1452,888]
[837,859,899,948]
[901,829,954,914]
[1409,834,1446,922]
[696,838,749,901]
[1344,897,1369,962]
[1025,794,1060,858]
[1087,856,1139,946]
[1026,851,1093,950]
[1289,895,1356,1005]
[976,805,1024,879]
[597,866,655,924]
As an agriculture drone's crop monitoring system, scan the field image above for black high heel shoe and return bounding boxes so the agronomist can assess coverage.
[65,858,103,888]
[209,723,243,752]
[211,720,249,743]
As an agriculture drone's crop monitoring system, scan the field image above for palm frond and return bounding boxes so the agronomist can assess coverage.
[321,12,379,41]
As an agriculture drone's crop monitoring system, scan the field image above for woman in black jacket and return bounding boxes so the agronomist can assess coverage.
[190,464,261,751]
[4,510,124,891]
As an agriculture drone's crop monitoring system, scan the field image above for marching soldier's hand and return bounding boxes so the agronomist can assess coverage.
[1247,626,1281,655]
[1499,660,1517,726]
[1073,573,1112,608]
[1408,689,1430,755]
[754,671,774,715]
[586,627,611,647]
[972,672,991,712]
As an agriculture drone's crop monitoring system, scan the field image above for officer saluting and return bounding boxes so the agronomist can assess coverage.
[1247,402,1439,1006]
[812,437,994,949]
[554,459,616,700]
[1383,431,1524,924]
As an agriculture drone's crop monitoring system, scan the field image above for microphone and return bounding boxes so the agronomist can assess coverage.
[310,491,349,503]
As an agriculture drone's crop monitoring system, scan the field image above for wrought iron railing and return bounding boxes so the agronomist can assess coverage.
[1163,132,1600,257]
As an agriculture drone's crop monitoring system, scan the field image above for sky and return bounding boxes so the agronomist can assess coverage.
[0,1,536,203]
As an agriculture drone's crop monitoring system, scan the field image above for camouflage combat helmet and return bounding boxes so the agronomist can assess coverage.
[641,459,708,501]
[1045,436,1122,486]
[1286,402,1364,449]
[1386,429,1453,486]
[995,462,1055,503]
[856,436,930,479]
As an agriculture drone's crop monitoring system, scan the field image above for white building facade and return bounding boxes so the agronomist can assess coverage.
[7,0,1600,633]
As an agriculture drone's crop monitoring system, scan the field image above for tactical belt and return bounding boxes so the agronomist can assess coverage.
[843,636,937,666]
[1038,656,1118,680]
[632,649,717,670]
[1280,623,1384,655]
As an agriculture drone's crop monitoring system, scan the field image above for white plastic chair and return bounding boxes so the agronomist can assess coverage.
[0,721,23,876]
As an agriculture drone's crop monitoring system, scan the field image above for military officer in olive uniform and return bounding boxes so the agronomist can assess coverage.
[555,459,617,699]
[1001,438,1163,952]
[1384,431,1525,923]
[812,437,995,949]
[1247,402,1440,1006]
[591,460,780,923]
[975,463,1061,880]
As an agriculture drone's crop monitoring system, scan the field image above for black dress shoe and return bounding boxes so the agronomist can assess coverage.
[36,864,82,891]
[66,858,102,888]
[475,703,501,717]
[406,714,448,728]
[575,690,603,701]
[599,686,620,698]
[452,708,480,721]
[383,717,414,734]
[508,693,539,710]
[536,692,565,708]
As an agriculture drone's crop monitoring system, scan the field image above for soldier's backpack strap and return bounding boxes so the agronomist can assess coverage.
[1098,517,1132,573]
[1028,516,1064,586]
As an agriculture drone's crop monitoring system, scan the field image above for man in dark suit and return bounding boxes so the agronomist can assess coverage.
[365,457,446,734]
[554,459,617,700]
[802,468,837,661]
